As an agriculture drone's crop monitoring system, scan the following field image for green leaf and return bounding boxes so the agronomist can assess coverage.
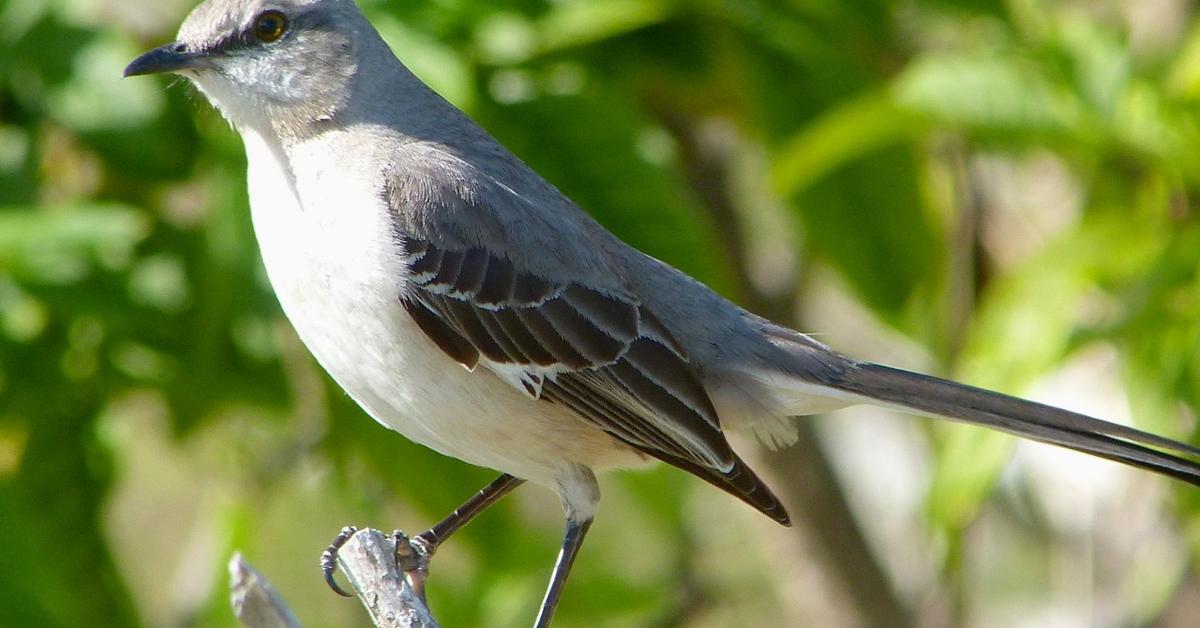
[0,205,149,284]
[46,33,166,132]
[1165,21,1200,99]
[772,89,919,197]
[790,145,939,319]
[535,0,674,55]
[894,52,1083,136]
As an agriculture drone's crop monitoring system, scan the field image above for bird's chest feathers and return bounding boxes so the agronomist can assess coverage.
[243,131,399,308]
[241,129,419,395]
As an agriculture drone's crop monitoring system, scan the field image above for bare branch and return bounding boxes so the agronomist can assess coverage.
[229,553,302,628]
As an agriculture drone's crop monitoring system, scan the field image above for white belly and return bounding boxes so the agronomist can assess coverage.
[240,130,636,487]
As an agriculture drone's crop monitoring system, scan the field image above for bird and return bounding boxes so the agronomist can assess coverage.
[124,0,1200,625]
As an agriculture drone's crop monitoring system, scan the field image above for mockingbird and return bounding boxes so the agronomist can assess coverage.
[125,0,1200,624]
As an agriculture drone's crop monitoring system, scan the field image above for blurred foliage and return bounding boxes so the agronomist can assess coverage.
[2,0,1199,626]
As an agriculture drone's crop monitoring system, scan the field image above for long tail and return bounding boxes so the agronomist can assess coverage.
[826,362,1200,486]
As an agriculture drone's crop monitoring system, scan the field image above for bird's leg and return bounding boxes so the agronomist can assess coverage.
[400,473,525,599]
[321,474,524,599]
[533,516,593,628]
[412,473,525,552]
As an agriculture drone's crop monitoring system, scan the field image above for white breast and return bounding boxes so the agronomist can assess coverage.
[239,129,639,488]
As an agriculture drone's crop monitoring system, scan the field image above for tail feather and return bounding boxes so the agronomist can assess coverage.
[827,362,1200,486]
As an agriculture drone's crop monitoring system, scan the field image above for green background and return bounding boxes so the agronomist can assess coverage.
[2,0,1200,625]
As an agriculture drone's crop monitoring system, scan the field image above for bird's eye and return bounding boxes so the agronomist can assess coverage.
[253,10,288,43]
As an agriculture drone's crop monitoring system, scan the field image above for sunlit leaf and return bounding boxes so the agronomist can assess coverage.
[894,52,1083,135]
[790,145,939,319]
[536,0,673,55]
[0,205,149,283]
[772,89,919,196]
[46,33,166,132]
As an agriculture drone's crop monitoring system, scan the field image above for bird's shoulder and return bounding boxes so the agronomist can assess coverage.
[380,139,630,292]
[379,138,684,373]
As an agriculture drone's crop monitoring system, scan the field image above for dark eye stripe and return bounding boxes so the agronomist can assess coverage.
[201,11,290,53]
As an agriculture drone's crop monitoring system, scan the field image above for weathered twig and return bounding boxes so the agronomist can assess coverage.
[333,528,440,628]
[229,552,302,628]
[229,529,439,628]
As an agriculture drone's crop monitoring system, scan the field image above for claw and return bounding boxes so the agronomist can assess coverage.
[321,525,359,597]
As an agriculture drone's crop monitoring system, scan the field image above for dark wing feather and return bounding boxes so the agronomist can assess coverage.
[397,234,789,523]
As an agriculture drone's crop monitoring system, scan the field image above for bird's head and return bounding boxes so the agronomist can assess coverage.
[125,0,367,137]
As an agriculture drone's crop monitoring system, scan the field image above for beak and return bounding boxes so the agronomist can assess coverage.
[124,42,210,77]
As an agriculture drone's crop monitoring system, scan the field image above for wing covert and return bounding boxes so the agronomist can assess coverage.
[398,234,735,472]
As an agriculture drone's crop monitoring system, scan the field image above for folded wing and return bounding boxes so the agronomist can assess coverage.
[398,234,791,524]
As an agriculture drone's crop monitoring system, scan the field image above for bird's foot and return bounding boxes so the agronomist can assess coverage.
[322,525,441,602]
[393,529,436,602]
[321,525,359,597]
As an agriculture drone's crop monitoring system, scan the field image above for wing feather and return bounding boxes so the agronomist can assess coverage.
[386,163,789,524]
[398,234,732,470]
